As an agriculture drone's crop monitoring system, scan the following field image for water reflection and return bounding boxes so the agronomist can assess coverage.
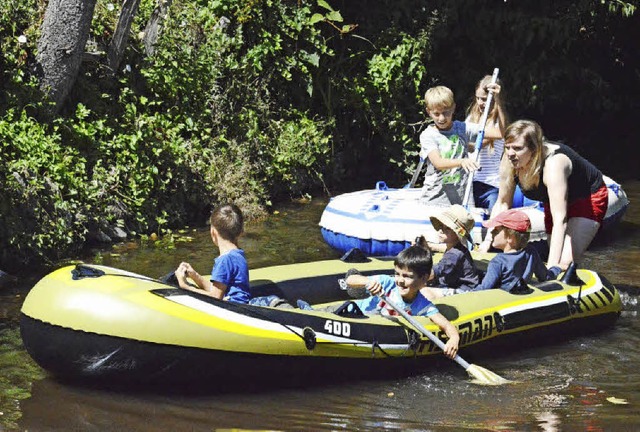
[4,184,640,431]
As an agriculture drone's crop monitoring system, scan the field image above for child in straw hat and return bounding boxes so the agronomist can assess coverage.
[421,205,480,300]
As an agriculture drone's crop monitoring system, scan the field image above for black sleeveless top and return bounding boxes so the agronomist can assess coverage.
[515,143,604,203]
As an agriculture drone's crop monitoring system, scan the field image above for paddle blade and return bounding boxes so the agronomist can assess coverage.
[466,364,512,386]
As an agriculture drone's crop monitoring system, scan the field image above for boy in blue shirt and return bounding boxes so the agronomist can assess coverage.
[175,204,251,303]
[475,209,561,292]
[344,244,460,359]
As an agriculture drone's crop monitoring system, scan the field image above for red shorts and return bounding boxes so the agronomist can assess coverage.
[543,184,608,234]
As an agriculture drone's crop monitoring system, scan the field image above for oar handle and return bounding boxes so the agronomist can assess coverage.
[474,68,500,151]
[379,294,470,370]
[462,67,500,208]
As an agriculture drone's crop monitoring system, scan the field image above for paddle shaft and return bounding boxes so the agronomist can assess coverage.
[379,295,471,370]
[462,68,500,207]
[407,158,425,188]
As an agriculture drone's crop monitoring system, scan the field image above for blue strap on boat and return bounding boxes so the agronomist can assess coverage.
[375,181,389,191]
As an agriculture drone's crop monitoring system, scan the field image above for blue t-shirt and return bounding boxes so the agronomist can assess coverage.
[210,249,250,304]
[433,243,479,290]
[354,274,439,316]
[475,245,552,292]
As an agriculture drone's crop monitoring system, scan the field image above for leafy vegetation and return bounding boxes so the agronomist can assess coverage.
[0,0,638,271]
[0,328,46,430]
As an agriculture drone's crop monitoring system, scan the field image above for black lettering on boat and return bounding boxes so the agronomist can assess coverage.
[494,312,504,332]
[472,318,484,341]
[413,338,432,354]
[459,321,473,345]
[483,316,494,338]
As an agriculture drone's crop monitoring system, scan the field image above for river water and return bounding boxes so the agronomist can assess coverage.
[1,183,639,431]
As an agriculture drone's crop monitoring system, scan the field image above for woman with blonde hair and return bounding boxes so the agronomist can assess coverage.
[480,120,608,270]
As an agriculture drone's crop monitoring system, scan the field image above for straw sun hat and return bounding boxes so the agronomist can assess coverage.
[430,205,475,244]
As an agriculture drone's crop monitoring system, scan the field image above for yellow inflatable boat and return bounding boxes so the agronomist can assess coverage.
[20,254,621,385]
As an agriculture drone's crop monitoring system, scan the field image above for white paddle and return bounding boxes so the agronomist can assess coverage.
[407,157,425,188]
[462,68,500,207]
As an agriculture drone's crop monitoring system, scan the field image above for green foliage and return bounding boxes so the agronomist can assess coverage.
[0,0,43,110]
[359,32,431,177]
[0,110,90,266]
[0,0,638,269]
[0,328,46,430]
[0,0,339,268]
[265,112,333,197]
[604,0,637,16]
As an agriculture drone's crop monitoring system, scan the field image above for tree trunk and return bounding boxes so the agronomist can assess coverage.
[107,0,141,72]
[142,0,174,56]
[35,0,98,113]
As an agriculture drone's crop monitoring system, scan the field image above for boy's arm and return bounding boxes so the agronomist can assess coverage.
[346,274,385,296]
[531,250,553,282]
[530,249,562,281]
[474,259,500,290]
[176,263,226,299]
[426,148,479,172]
[209,281,228,299]
[345,274,370,287]
[179,280,225,300]
[429,312,460,359]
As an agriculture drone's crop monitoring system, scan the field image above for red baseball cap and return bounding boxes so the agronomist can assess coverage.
[482,209,531,233]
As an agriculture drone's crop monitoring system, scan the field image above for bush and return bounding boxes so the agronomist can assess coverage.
[0,110,89,266]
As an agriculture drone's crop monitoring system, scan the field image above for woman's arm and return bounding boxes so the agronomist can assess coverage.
[479,156,515,251]
[482,124,503,140]
[543,154,572,268]
[492,155,516,216]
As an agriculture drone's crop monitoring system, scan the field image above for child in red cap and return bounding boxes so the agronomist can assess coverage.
[474,209,561,292]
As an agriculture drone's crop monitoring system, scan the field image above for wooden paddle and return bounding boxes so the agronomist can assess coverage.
[381,294,511,385]
[462,67,500,207]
